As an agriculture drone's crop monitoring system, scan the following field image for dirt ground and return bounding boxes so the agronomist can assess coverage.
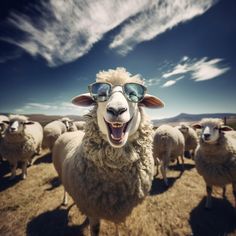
[0,150,235,236]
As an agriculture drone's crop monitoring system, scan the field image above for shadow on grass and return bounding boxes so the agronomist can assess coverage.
[0,160,10,179]
[34,152,52,165]
[27,204,89,236]
[46,176,61,191]
[189,197,236,236]
[150,171,183,196]
[0,161,24,192]
[169,163,195,172]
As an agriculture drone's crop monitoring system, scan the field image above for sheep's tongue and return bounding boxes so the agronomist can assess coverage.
[110,126,124,140]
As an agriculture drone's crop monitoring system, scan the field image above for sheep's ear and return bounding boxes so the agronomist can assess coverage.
[139,94,164,108]
[25,121,34,125]
[3,120,9,124]
[192,124,201,129]
[72,93,95,107]
[220,125,233,132]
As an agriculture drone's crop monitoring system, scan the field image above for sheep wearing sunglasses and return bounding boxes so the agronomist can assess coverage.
[53,67,164,235]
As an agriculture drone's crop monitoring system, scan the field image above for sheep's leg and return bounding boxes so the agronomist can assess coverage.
[10,162,17,180]
[205,185,212,209]
[21,161,27,179]
[222,186,226,199]
[115,224,120,236]
[62,188,68,206]
[154,157,160,177]
[36,145,41,155]
[232,182,236,208]
[160,162,168,186]
[89,217,100,236]
[180,155,185,171]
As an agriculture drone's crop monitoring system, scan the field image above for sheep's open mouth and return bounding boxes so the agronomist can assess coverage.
[104,117,133,144]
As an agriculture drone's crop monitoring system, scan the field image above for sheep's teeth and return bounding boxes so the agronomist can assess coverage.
[111,123,123,128]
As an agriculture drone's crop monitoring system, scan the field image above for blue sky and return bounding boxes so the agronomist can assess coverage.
[0,0,235,119]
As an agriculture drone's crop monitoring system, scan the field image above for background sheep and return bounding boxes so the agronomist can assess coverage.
[0,115,9,162]
[1,115,43,179]
[193,118,236,208]
[74,120,85,130]
[43,117,76,150]
[0,115,9,137]
[153,124,185,186]
[178,123,198,159]
[53,67,164,235]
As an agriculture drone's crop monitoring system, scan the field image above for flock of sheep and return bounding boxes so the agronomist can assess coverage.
[0,67,236,236]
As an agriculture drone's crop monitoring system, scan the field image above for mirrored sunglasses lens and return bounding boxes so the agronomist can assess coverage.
[91,83,111,102]
[124,83,145,102]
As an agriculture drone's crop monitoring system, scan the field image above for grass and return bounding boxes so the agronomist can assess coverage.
[0,151,235,236]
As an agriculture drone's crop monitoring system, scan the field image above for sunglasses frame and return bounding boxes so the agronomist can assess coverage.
[88,82,147,103]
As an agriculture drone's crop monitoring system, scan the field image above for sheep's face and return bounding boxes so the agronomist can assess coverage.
[179,125,189,135]
[0,122,7,133]
[5,119,34,135]
[61,119,73,131]
[95,83,142,148]
[193,119,233,144]
[72,68,164,148]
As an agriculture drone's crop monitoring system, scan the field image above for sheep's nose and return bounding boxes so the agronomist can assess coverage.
[204,133,211,139]
[10,127,16,132]
[107,106,127,117]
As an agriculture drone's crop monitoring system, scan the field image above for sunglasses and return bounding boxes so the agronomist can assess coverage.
[88,82,147,103]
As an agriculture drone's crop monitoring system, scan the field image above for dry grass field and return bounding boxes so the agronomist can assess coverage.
[0,149,236,236]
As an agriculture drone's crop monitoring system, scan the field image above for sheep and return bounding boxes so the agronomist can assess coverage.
[0,115,9,162]
[0,115,9,137]
[1,115,43,179]
[43,117,76,150]
[193,118,236,209]
[153,124,185,186]
[178,123,198,159]
[52,67,164,235]
[74,120,85,130]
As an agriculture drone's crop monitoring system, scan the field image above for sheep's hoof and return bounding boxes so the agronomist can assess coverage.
[21,174,27,180]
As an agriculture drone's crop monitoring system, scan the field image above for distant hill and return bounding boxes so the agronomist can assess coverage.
[152,113,236,126]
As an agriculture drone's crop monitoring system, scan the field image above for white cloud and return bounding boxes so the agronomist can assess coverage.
[162,80,176,88]
[4,0,150,66]
[144,77,161,87]
[109,0,217,55]
[0,50,22,63]
[162,57,230,82]
[2,0,217,66]
[15,101,89,115]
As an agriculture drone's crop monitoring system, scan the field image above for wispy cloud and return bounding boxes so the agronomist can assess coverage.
[161,80,176,88]
[144,77,161,87]
[162,56,230,82]
[0,50,22,63]
[3,0,150,66]
[2,0,217,66]
[15,101,89,115]
[109,0,217,55]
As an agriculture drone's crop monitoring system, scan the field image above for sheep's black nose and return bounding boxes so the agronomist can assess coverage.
[107,106,127,116]
[9,127,16,132]
[204,133,211,139]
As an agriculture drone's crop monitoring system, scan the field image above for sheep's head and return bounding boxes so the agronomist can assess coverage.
[4,115,34,135]
[0,116,9,134]
[72,67,164,148]
[193,118,232,144]
[60,117,74,131]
